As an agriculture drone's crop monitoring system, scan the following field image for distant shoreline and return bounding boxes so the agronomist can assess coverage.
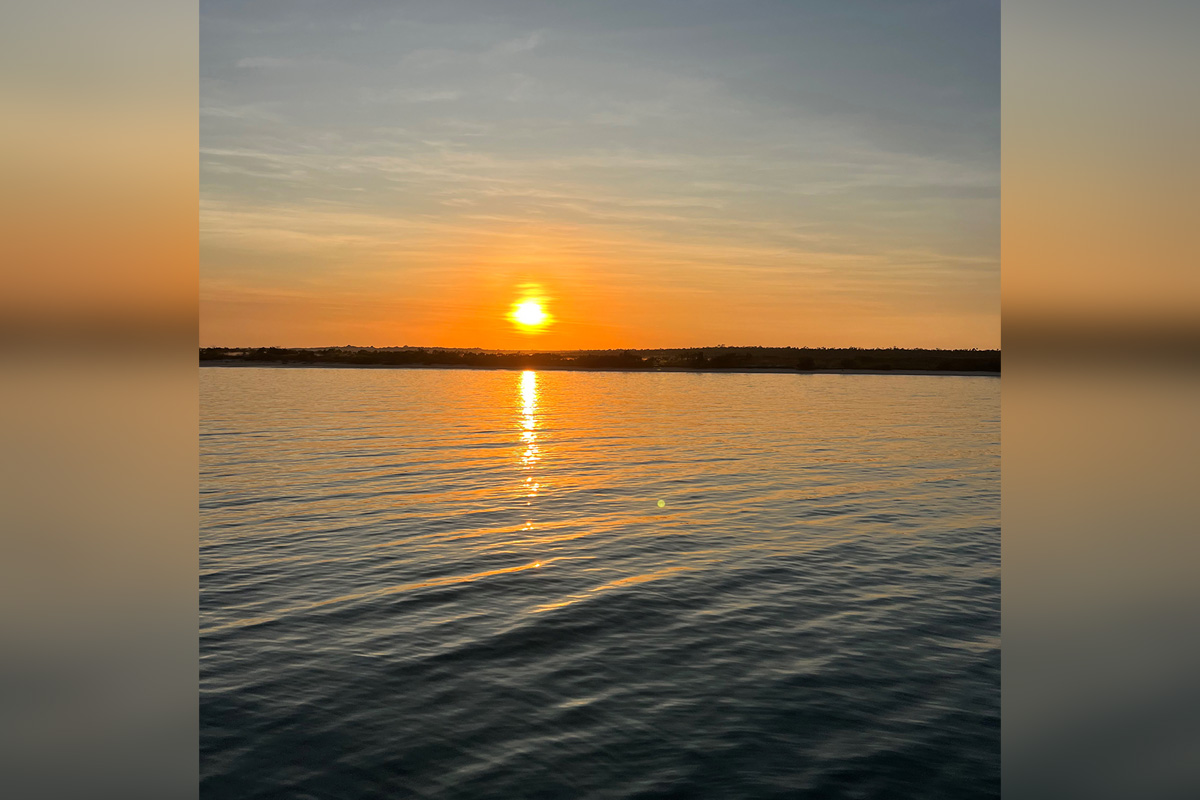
[200,360,999,377]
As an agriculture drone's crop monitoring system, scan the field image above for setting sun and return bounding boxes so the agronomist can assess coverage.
[511,298,550,332]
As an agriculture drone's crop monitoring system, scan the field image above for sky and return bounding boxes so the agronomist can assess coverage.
[200,0,999,349]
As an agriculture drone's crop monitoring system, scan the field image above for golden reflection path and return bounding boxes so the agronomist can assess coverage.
[519,370,540,502]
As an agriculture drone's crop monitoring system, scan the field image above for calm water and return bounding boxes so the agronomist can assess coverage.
[201,367,1000,799]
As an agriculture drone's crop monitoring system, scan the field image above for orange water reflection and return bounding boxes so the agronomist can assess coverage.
[518,370,540,499]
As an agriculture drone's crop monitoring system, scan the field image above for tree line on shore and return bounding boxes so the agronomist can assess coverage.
[200,346,1000,372]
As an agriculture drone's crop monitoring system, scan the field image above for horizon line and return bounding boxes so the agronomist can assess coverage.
[201,344,1001,353]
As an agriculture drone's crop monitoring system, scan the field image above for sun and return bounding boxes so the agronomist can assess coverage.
[511,298,551,331]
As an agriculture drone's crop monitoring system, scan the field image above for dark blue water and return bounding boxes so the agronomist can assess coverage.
[201,367,999,798]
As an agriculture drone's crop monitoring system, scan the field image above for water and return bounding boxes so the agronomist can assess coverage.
[201,367,1000,799]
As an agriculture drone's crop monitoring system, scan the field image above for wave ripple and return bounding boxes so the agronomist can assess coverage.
[202,368,999,799]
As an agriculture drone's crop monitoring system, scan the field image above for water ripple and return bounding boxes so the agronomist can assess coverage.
[202,368,999,799]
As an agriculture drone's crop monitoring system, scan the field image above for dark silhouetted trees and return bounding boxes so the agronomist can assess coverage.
[200,346,1000,373]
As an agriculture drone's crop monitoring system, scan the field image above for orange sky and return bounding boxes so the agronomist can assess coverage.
[201,211,996,349]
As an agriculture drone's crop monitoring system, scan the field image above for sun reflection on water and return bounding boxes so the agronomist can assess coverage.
[519,371,540,498]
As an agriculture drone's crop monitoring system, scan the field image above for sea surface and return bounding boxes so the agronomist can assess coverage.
[200,367,1000,799]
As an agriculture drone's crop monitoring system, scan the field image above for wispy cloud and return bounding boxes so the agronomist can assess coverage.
[358,87,463,104]
[235,56,294,69]
[490,30,546,57]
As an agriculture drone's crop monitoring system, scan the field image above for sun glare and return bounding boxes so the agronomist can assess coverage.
[511,298,550,331]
